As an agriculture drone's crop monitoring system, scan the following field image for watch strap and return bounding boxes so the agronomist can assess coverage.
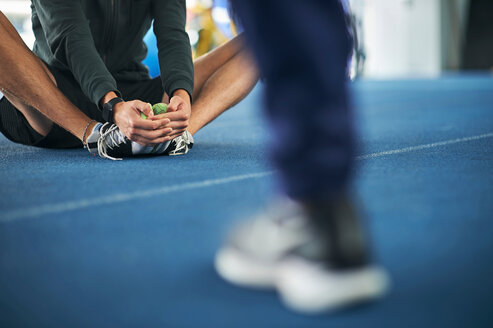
[102,97,123,123]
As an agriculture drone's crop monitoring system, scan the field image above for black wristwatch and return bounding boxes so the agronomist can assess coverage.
[102,97,124,123]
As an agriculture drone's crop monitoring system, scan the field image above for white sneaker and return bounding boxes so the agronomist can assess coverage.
[215,197,389,313]
[86,122,171,160]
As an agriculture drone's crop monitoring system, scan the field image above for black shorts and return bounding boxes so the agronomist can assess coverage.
[0,65,164,149]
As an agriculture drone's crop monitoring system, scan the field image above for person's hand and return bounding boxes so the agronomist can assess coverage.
[113,99,173,146]
[151,89,191,139]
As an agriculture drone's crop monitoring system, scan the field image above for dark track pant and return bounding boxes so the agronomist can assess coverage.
[231,0,355,202]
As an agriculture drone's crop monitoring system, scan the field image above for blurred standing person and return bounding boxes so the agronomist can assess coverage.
[215,0,389,313]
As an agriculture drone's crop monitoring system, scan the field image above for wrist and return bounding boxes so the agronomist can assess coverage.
[173,89,191,104]
[102,96,124,123]
[100,91,118,108]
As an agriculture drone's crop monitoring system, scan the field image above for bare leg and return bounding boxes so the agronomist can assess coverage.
[0,11,96,142]
[187,35,260,135]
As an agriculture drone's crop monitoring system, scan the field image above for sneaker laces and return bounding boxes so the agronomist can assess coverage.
[168,131,193,155]
[97,123,127,161]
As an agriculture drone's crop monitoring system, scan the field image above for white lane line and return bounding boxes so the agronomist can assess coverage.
[1,132,492,222]
[356,132,493,160]
[0,171,273,222]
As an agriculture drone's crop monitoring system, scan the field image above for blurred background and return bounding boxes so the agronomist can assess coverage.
[0,0,492,78]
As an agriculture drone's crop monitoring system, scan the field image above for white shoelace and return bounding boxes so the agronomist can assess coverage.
[168,131,192,155]
[97,123,126,161]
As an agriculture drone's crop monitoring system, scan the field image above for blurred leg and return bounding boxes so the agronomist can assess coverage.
[231,0,354,202]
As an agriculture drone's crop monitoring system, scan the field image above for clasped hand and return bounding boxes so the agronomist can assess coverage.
[113,93,190,146]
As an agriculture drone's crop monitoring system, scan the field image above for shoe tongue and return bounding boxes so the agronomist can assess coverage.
[91,122,103,135]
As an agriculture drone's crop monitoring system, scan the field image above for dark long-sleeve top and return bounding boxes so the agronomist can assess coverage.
[31,0,194,106]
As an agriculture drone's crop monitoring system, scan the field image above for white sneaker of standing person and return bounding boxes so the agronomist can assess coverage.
[215,195,389,313]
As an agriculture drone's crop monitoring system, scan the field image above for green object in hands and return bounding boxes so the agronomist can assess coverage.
[140,103,168,119]
[152,102,168,115]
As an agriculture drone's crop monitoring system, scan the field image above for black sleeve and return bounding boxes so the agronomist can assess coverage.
[152,0,194,101]
[32,0,120,106]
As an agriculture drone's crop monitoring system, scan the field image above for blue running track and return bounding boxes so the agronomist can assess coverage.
[1,75,492,327]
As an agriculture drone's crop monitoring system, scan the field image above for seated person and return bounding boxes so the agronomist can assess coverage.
[0,1,258,159]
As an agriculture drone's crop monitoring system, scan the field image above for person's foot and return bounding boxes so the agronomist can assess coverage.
[214,196,389,313]
[85,122,171,160]
[164,130,194,156]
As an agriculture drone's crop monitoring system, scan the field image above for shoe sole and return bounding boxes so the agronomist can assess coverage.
[215,246,389,313]
[215,247,277,288]
[277,257,389,313]
[132,140,171,155]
